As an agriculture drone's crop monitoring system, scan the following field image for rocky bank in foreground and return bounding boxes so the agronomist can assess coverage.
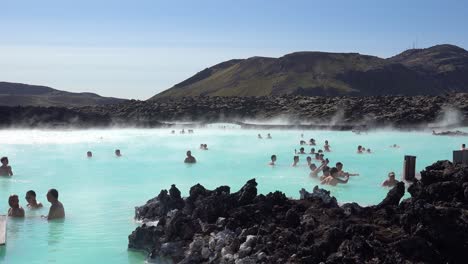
[129,161,468,263]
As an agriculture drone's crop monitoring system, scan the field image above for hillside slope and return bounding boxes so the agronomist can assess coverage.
[151,44,468,99]
[0,82,126,107]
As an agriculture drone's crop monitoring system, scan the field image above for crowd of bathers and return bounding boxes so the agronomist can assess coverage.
[7,189,65,220]
[263,134,403,187]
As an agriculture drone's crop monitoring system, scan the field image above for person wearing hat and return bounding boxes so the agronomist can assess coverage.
[382,172,399,187]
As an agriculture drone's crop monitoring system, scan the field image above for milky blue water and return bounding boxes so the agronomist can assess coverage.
[0,128,465,263]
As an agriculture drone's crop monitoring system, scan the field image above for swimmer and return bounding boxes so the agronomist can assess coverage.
[462,144,466,150]
[180,129,185,134]
[382,172,399,187]
[310,161,327,178]
[306,156,312,166]
[184,151,197,163]
[321,167,349,186]
[366,148,371,153]
[25,190,43,209]
[0,156,13,176]
[300,140,307,145]
[318,149,323,154]
[171,130,175,134]
[315,153,320,160]
[319,153,325,161]
[292,156,299,167]
[309,138,316,146]
[267,133,272,139]
[269,155,277,166]
[324,145,331,152]
[8,194,25,217]
[200,144,204,149]
[357,145,363,154]
[324,140,330,147]
[336,162,359,177]
[319,166,331,181]
[298,147,306,154]
[87,151,93,158]
[43,189,65,220]
[310,148,315,154]
[203,144,208,150]
[115,149,122,157]
[390,144,400,148]
[258,134,262,139]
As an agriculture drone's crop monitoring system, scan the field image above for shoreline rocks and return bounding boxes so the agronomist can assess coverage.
[1,94,468,129]
[129,160,468,263]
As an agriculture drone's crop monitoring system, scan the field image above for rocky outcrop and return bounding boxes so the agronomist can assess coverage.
[129,161,468,263]
[1,94,468,128]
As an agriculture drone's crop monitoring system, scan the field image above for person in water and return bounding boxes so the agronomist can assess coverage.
[310,148,315,154]
[115,149,122,157]
[309,138,316,145]
[87,151,93,158]
[25,190,43,209]
[258,134,262,139]
[315,153,320,160]
[382,172,399,187]
[319,153,325,161]
[298,147,306,154]
[321,167,349,186]
[366,148,372,153]
[462,144,466,150]
[203,144,208,150]
[44,189,65,220]
[390,144,400,148]
[292,156,299,167]
[336,162,359,177]
[171,130,175,134]
[269,155,277,166]
[0,156,13,176]
[267,133,272,139]
[8,194,25,217]
[310,161,328,178]
[306,156,312,166]
[357,145,363,154]
[184,151,197,163]
[200,144,204,149]
[324,145,331,152]
[320,166,331,181]
[300,140,307,145]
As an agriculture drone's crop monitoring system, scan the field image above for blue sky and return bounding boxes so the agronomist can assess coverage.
[1,0,467,99]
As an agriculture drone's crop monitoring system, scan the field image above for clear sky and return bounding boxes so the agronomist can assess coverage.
[1,0,467,99]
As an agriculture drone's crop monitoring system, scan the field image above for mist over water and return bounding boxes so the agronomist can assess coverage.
[0,127,466,263]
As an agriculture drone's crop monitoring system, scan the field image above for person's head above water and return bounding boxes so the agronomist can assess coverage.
[463,144,466,149]
[87,151,92,158]
[388,171,396,179]
[293,156,299,162]
[300,147,305,152]
[1,156,8,165]
[330,167,339,177]
[271,155,277,162]
[25,190,37,201]
[315,153,320,159]
[306,156,312,161]
[8,194,19,208]
[336,162,343,170]
[186,150,192,157]
[322,166,331,176]
[311,148,315,153]
[47,189,59,203]
[310,164,317,170]
[115,149,121,156]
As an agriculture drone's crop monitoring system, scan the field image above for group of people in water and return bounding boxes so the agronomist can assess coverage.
[267,135,402,187]
[8,189,65,220]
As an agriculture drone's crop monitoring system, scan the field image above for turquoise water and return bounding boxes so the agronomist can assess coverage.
[0,128,465,263]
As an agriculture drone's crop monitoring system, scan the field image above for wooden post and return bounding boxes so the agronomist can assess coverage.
[0,215,6,246]
[453,150,468,165]
[403,155,416,182]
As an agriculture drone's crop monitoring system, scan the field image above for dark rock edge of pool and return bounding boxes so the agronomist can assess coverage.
[128,160,468,264]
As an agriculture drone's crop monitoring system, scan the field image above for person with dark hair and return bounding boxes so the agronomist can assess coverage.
[269,155,277,166]
[309,138,316,146]
[0,156,13,176]
[310,148,315,154]
[44,188,65,220]
[267,133,272,139]
[115,149,122,157]
[87,151,93,158]
[184,151,196,164]
[309,161,327,178]
[320,166,331,181]
[336,162,359,177]
[25,190,43,209]
[292,156,299,167]
[462,144,466,150]
[321,167,349,186]
[357,145,363,154]
[298,147,306,154]
[258,134,262,139]
[306,156,312,166]
[8,194,25,217]
[315,153,320,160]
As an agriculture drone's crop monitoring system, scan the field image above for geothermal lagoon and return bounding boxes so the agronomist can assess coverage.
[0,128,464,263]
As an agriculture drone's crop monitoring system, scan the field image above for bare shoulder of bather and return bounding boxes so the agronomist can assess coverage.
[48,201,65,220]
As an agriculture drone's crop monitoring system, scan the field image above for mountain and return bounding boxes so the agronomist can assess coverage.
[0,82,127,107]
[151,44,468,99]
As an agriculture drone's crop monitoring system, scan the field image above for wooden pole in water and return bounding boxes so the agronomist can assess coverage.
[0,215,6,246]
[403,155,416,182]
[453,150,468,165]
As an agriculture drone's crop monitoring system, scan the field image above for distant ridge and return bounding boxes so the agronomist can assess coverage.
[151,44,468,99]
[0,82,127,107]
